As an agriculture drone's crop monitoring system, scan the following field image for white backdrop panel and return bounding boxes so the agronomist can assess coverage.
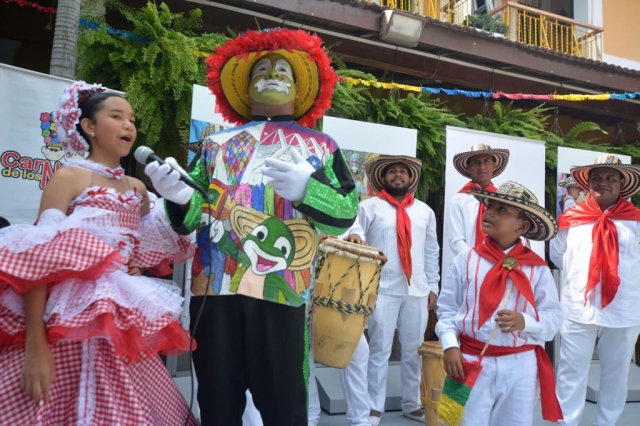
[322,116,417,155]
[555,147,631,216]
[442,126,546,282]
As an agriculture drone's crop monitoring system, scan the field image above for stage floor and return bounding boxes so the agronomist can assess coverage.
[317,400,640,426]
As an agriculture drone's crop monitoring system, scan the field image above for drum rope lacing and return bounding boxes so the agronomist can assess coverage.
[311,252,382,316]
[420,346,446,410]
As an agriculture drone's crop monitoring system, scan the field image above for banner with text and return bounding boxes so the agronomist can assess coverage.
[0,64,79,224]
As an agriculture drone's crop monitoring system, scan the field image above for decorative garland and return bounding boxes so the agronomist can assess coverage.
[76,19,640,102]
[79,19,208,57]
[339,77,640,101]
[80,19,150,43]
[2,0,57,14]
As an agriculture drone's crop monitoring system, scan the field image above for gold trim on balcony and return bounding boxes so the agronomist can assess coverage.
[357,0,604,61]
[489,2,603,61]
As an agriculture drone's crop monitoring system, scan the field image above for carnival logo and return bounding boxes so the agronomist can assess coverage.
[40,112,64,162]
[1,150,63,190]
[0,112,77,190]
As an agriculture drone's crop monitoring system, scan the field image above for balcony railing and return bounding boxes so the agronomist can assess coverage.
[360,0,603,61]
[489,2,603,61]
[363,0,469,24]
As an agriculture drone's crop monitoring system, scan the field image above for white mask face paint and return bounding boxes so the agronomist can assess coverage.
[253,78,291,94]
[251,58,293,94]
[248,55,297,106]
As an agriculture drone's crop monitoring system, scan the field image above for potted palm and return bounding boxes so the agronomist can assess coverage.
[492,15,510,37]
[464,14,509,37]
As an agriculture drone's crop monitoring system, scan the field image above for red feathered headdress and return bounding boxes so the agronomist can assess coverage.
[205,28,337,128]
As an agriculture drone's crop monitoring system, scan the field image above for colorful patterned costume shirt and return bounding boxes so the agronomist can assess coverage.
[169,120,359,305]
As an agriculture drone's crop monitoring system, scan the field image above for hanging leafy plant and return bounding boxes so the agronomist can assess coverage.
[329,78,466,212]
[327,69,377,123]
[77,0,229,157]
[464,101,635,211]
[551,121,640,205]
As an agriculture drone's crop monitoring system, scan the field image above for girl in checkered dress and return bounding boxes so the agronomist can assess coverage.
[0,82,198,425]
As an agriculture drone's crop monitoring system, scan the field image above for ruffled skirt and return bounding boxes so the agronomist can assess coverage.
[0,203,195,424]
[0,339,197,425]
[0,270,192,362]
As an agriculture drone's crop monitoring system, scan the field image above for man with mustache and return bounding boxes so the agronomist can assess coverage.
[550,154,640,426]
[343,155,440,425]
[144,29,359,426]
[445,144,510,255]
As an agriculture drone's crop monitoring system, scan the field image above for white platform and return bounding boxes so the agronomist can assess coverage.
[173,374,201,420]
[586,363,640,403]
[312,357,640,414]
[315,361,403,414]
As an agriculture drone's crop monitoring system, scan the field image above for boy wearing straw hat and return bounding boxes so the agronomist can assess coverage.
[445,143,510,256]
[558,176,583,212]
[550,154,640,426]
[437,181,563,426]
[144,29,359,426]
[343,155,440,425]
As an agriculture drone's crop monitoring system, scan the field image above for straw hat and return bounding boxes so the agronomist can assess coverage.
[205,28,337,128]
[570,154,640,199]
[230,206,317,270]
[558,176,580,189]
[453,143,510,179]
[471,181,557,241]
[368,155,422,194]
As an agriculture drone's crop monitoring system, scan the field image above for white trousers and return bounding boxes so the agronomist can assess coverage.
[341,334,371,425]
[555,319,640,426]
[460,351,538,426]
[367,293,429,414]
[308,341,321,424]
[242,390,263,426]
[310,321,369,425]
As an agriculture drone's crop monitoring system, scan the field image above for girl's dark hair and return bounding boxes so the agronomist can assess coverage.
[75,92,124,149]
[0,216,9,229]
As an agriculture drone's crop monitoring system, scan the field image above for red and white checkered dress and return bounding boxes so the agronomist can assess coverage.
[0,186,197,425]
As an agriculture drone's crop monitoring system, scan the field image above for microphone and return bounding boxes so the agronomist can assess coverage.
[134,146,208,197]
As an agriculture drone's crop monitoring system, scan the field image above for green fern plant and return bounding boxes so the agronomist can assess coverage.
[330,79,466,209]
[466,102,625,212]
[77,1,229,158]
[552,122,640,205]
[326,69,377,123]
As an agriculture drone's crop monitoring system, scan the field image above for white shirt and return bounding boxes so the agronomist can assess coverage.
[562,194,576,212]
[347,196,440,297]
[444,192,481,256]
[550,218,640,327]
[436,246,563,351]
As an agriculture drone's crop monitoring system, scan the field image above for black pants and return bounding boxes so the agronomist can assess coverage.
[190,295,307,426]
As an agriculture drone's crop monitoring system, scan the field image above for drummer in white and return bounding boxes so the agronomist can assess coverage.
[343,155,440,425]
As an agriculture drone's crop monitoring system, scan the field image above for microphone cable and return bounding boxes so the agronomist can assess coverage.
[184,215,212,426]
[183,146,213,426]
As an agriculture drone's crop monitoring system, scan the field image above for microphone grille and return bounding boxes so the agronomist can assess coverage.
[134,146,153,163]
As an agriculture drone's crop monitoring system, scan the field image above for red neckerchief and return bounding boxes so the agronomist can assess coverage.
[558,195,640,308]
[474,237,547,329]
[459,181,498,248]
[377,188,414,283]
[460,335,563,422]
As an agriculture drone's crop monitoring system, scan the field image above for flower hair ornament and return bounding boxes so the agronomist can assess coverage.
[54,81,107,156]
